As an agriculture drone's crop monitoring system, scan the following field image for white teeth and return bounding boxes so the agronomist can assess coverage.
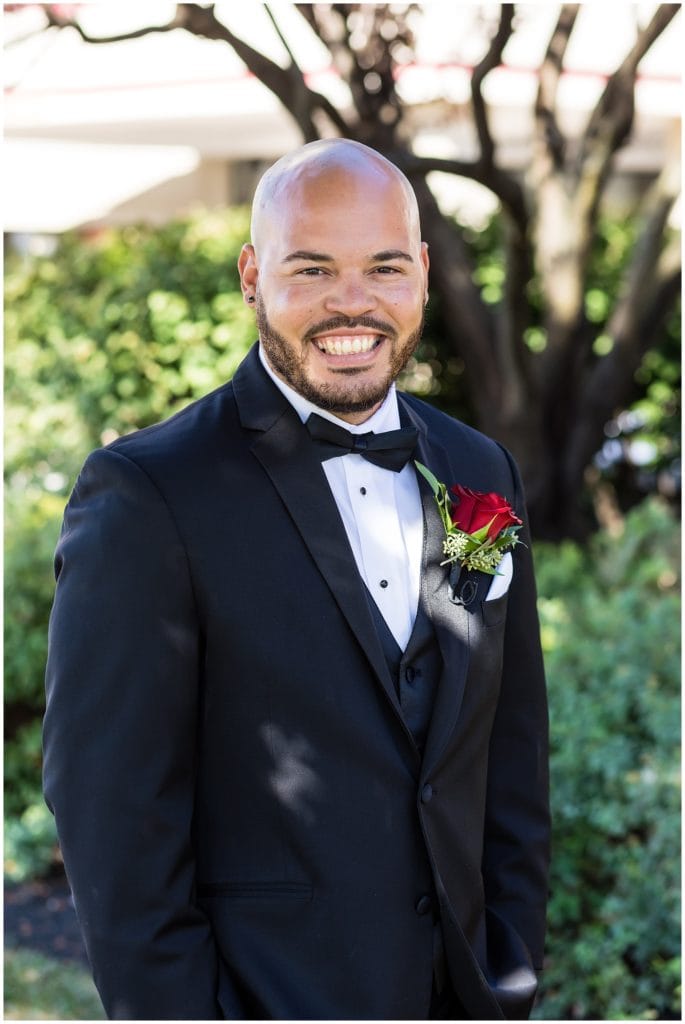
[314,334,379,355]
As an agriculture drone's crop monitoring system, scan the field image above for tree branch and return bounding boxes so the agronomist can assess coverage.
[607,167,680,344]
[471,5,515,167]
[636,259,681,344]
[575,4,679,213]
[294,5,358,100]
[42,3,350,141]
[177,4,350,142]
[453,8,532,245]
[533,3,678,390]
[260,2,351,139]
[396,148,537,415]
[562,167,681,495]
[264,3,299,68]
[534,4,580,169]
[268,5,353,138]
[409,177,499,417]
[397,153,528,238]
[42,4,184,42]
[295,4,409,147]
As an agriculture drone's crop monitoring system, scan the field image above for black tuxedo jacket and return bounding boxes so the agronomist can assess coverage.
[44,344,550,1020]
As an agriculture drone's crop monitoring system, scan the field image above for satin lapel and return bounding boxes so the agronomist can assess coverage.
[234,349,403,721]
[400,397,471,775]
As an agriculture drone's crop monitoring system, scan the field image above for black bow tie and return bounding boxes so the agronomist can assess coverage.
[305,412,418,473]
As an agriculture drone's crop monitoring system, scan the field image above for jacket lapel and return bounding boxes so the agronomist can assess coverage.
[399,396,472,775]
[233,348,406,725]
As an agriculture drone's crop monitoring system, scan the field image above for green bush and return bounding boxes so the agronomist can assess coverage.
[533,499,680,1020]
[4,947,105,1020]
[4,208,255,488]
[4,489,66,880]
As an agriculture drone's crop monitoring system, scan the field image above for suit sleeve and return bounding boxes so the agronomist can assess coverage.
[43,447,225,1020]
[481,447,551,974]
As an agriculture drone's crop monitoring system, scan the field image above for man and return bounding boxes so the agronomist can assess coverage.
[44,139,550,1020]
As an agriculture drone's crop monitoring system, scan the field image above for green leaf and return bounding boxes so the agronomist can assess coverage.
[414,460,441,497]
[491,526,523,551]
[469,518,495,543]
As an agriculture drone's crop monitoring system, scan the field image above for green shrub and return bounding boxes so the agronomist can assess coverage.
[4,947,105,1020]
[4,490,65,879]
[4,209,255,489]
[532,499,680,1020]
[4,801,58,885]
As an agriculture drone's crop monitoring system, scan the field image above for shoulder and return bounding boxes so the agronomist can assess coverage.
[108,379,239,467]
[68,380,243,517]
[400,391,509,464]
[399,391,522,505]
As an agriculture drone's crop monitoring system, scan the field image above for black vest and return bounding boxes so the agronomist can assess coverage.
[363,585,456,1009]
[363,588,442,754]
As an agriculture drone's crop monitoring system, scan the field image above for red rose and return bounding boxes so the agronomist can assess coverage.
[449,485,522,540]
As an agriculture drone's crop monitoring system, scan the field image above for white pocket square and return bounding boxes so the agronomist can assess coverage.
[485,551,513,601]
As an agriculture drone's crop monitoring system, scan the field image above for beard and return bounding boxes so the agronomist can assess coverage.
[255,295,424,416]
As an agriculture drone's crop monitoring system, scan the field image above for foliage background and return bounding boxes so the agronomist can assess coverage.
[4,210,680,1020]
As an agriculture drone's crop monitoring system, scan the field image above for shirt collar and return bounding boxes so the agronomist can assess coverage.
[258,342,400,434]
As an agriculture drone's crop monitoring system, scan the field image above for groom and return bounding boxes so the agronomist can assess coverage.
[44,139,550,1020]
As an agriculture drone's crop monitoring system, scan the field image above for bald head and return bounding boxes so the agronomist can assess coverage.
[238,137,429,423]
[250,139,421,254]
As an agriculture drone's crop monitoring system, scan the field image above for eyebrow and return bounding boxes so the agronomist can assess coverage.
[282,250,334,264]
[281,249,414,264]
[370,250,414,263]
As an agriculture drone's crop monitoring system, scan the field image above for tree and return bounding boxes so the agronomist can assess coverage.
[18,2,682,537]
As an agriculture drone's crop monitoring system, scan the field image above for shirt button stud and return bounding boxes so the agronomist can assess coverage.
[360,487,367,495]
[380,579,389,589]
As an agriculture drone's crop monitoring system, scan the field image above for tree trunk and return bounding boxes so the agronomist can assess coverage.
[30,1,680,539]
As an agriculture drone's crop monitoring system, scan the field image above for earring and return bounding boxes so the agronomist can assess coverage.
[247,295,255,304]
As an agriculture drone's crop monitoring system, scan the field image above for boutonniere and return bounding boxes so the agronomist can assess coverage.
[415,462,523,575]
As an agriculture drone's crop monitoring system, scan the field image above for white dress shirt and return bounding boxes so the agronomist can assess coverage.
[259,345,423,649]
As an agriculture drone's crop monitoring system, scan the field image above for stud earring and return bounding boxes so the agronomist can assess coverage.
[247,295,255,304]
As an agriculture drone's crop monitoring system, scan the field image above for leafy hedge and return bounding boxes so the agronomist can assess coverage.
[4,947,105,1020]
[4,212,680,1019]
[533,499,680,1020]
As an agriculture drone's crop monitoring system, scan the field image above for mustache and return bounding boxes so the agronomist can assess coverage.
[303,316,397,342]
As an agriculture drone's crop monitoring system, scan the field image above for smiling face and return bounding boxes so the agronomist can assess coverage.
[238,142,429,423]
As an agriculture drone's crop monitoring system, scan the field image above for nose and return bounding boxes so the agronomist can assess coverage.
[323,273,377,317]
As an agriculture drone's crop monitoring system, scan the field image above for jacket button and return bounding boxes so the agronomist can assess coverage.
[415,895,433,916]
[405,665,416,683]
[421,783,433,803]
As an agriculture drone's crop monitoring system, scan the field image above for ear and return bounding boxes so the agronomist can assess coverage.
[420,241,430,301]
[238,244,258,305]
